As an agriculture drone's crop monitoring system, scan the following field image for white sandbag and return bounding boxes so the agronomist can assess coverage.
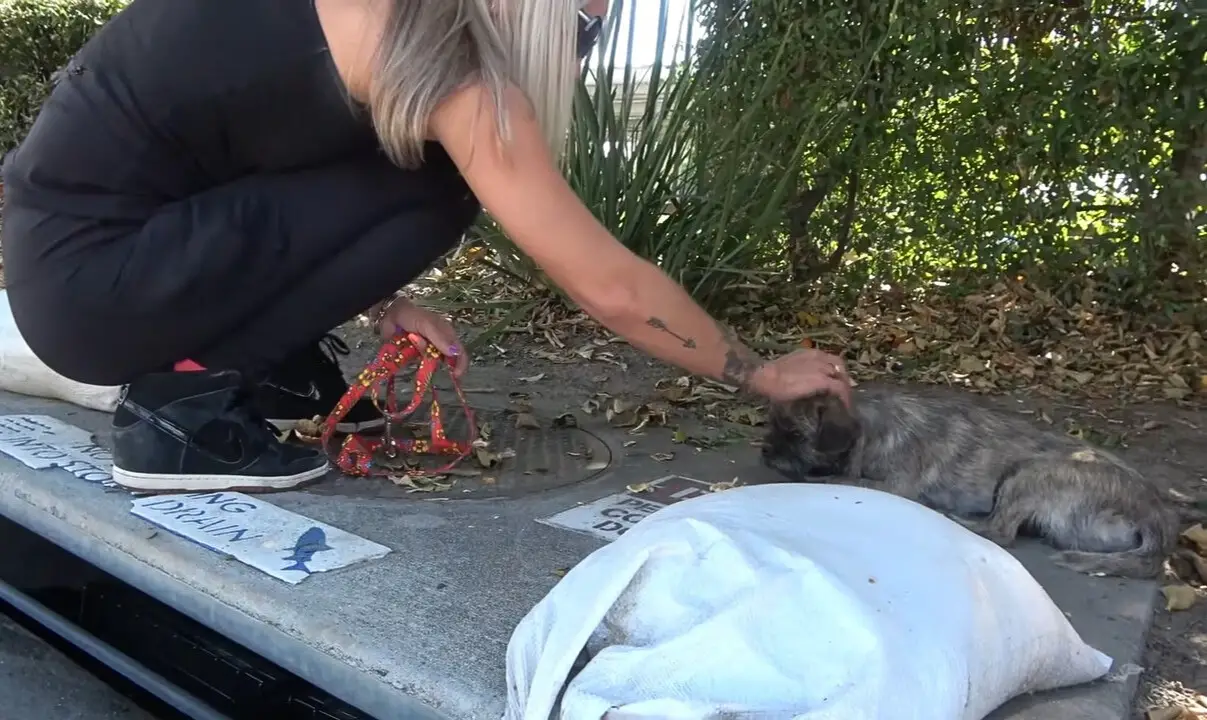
[505,483,1114,720]
[0,290,123,412]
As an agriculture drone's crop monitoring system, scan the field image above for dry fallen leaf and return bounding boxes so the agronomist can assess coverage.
[724,404,766,426]
[650,452,674,462]
[529,349,575,364]
[446,467,483,478]
[477,421,495,441]
[1068,370,1094,385]
[1191,555,1207,586]
[957,355,985,374]
[708,478,741,493]
[515,412,542,429]
[472,447,513,469]
[389,474,454,493]
[295,416,323,436]
[1147,707,1201,720]
[626,482,652,493]
[607,400,671,433]
[1181,525,1207,555]
[606,397,634,419]
[1174,548,1207,586]
[437,266,1205,407]
[519,373,546,383]
[1165,387,1191,400]
[1160,584,1198,612]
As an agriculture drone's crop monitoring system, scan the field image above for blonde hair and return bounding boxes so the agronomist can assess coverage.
[368,0,580,169]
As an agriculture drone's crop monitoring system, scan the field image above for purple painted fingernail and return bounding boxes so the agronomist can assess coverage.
[447,344,461,356]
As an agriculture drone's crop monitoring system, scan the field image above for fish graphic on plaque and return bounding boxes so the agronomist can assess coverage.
[281,526,333,574]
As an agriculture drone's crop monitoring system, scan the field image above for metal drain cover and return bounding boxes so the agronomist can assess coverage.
[304,409,614,500]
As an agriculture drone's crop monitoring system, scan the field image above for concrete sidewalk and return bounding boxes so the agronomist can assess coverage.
[0,390,1156,720]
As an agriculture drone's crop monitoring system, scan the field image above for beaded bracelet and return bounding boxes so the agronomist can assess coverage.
[371,292,406,334]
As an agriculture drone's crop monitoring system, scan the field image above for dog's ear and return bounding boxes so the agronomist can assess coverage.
[813,393,858,454]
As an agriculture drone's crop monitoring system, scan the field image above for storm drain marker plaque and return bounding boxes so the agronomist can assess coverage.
[537,474,713,542]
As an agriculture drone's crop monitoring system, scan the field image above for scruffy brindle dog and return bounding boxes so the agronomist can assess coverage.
[760,387,1178,579]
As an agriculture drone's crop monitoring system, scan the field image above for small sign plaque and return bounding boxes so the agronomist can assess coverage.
[538,474,714,542]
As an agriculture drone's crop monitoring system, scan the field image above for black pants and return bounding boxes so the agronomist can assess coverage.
[2,152,480,386]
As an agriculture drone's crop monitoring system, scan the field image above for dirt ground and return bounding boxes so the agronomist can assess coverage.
[334,317,1207,719]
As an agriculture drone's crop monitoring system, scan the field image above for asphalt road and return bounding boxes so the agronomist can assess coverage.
[0,611,157,720]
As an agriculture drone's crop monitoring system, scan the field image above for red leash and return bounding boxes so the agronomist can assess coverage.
[318,332,477,478]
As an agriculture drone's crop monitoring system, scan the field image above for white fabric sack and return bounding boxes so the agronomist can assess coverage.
[505,483,1114,720]
[0,290,123,412]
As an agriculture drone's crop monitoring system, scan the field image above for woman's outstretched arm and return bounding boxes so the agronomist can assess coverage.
[431,83,849,402]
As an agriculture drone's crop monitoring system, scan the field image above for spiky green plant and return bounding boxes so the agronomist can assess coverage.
[469,0,820,312]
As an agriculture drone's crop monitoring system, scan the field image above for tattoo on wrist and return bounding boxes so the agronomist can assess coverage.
[721,349,758,387]
[641,316,763,390]
[716,323,764,389]
[646,317,697,349]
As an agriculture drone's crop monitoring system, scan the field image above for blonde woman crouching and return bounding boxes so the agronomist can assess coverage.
[0,0,850,493]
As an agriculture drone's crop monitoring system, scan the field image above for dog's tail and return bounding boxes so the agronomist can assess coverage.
[1050,513,1179,580]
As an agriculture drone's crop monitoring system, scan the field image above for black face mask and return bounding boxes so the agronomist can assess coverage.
[577,10,602,60]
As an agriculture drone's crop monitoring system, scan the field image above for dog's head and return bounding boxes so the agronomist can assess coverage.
[760,391,860,481]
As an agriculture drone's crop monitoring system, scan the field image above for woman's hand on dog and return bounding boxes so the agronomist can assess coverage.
[378,298,470,378]
[753,348,852,406]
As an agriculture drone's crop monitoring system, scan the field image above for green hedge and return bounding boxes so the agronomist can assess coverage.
[0,0,127,153]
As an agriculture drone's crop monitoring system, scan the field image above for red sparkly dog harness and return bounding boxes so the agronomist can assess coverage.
[319,332,476,477]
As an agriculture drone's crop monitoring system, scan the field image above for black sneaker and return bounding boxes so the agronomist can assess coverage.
[254,333,385,434]
[111,370,330,493]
